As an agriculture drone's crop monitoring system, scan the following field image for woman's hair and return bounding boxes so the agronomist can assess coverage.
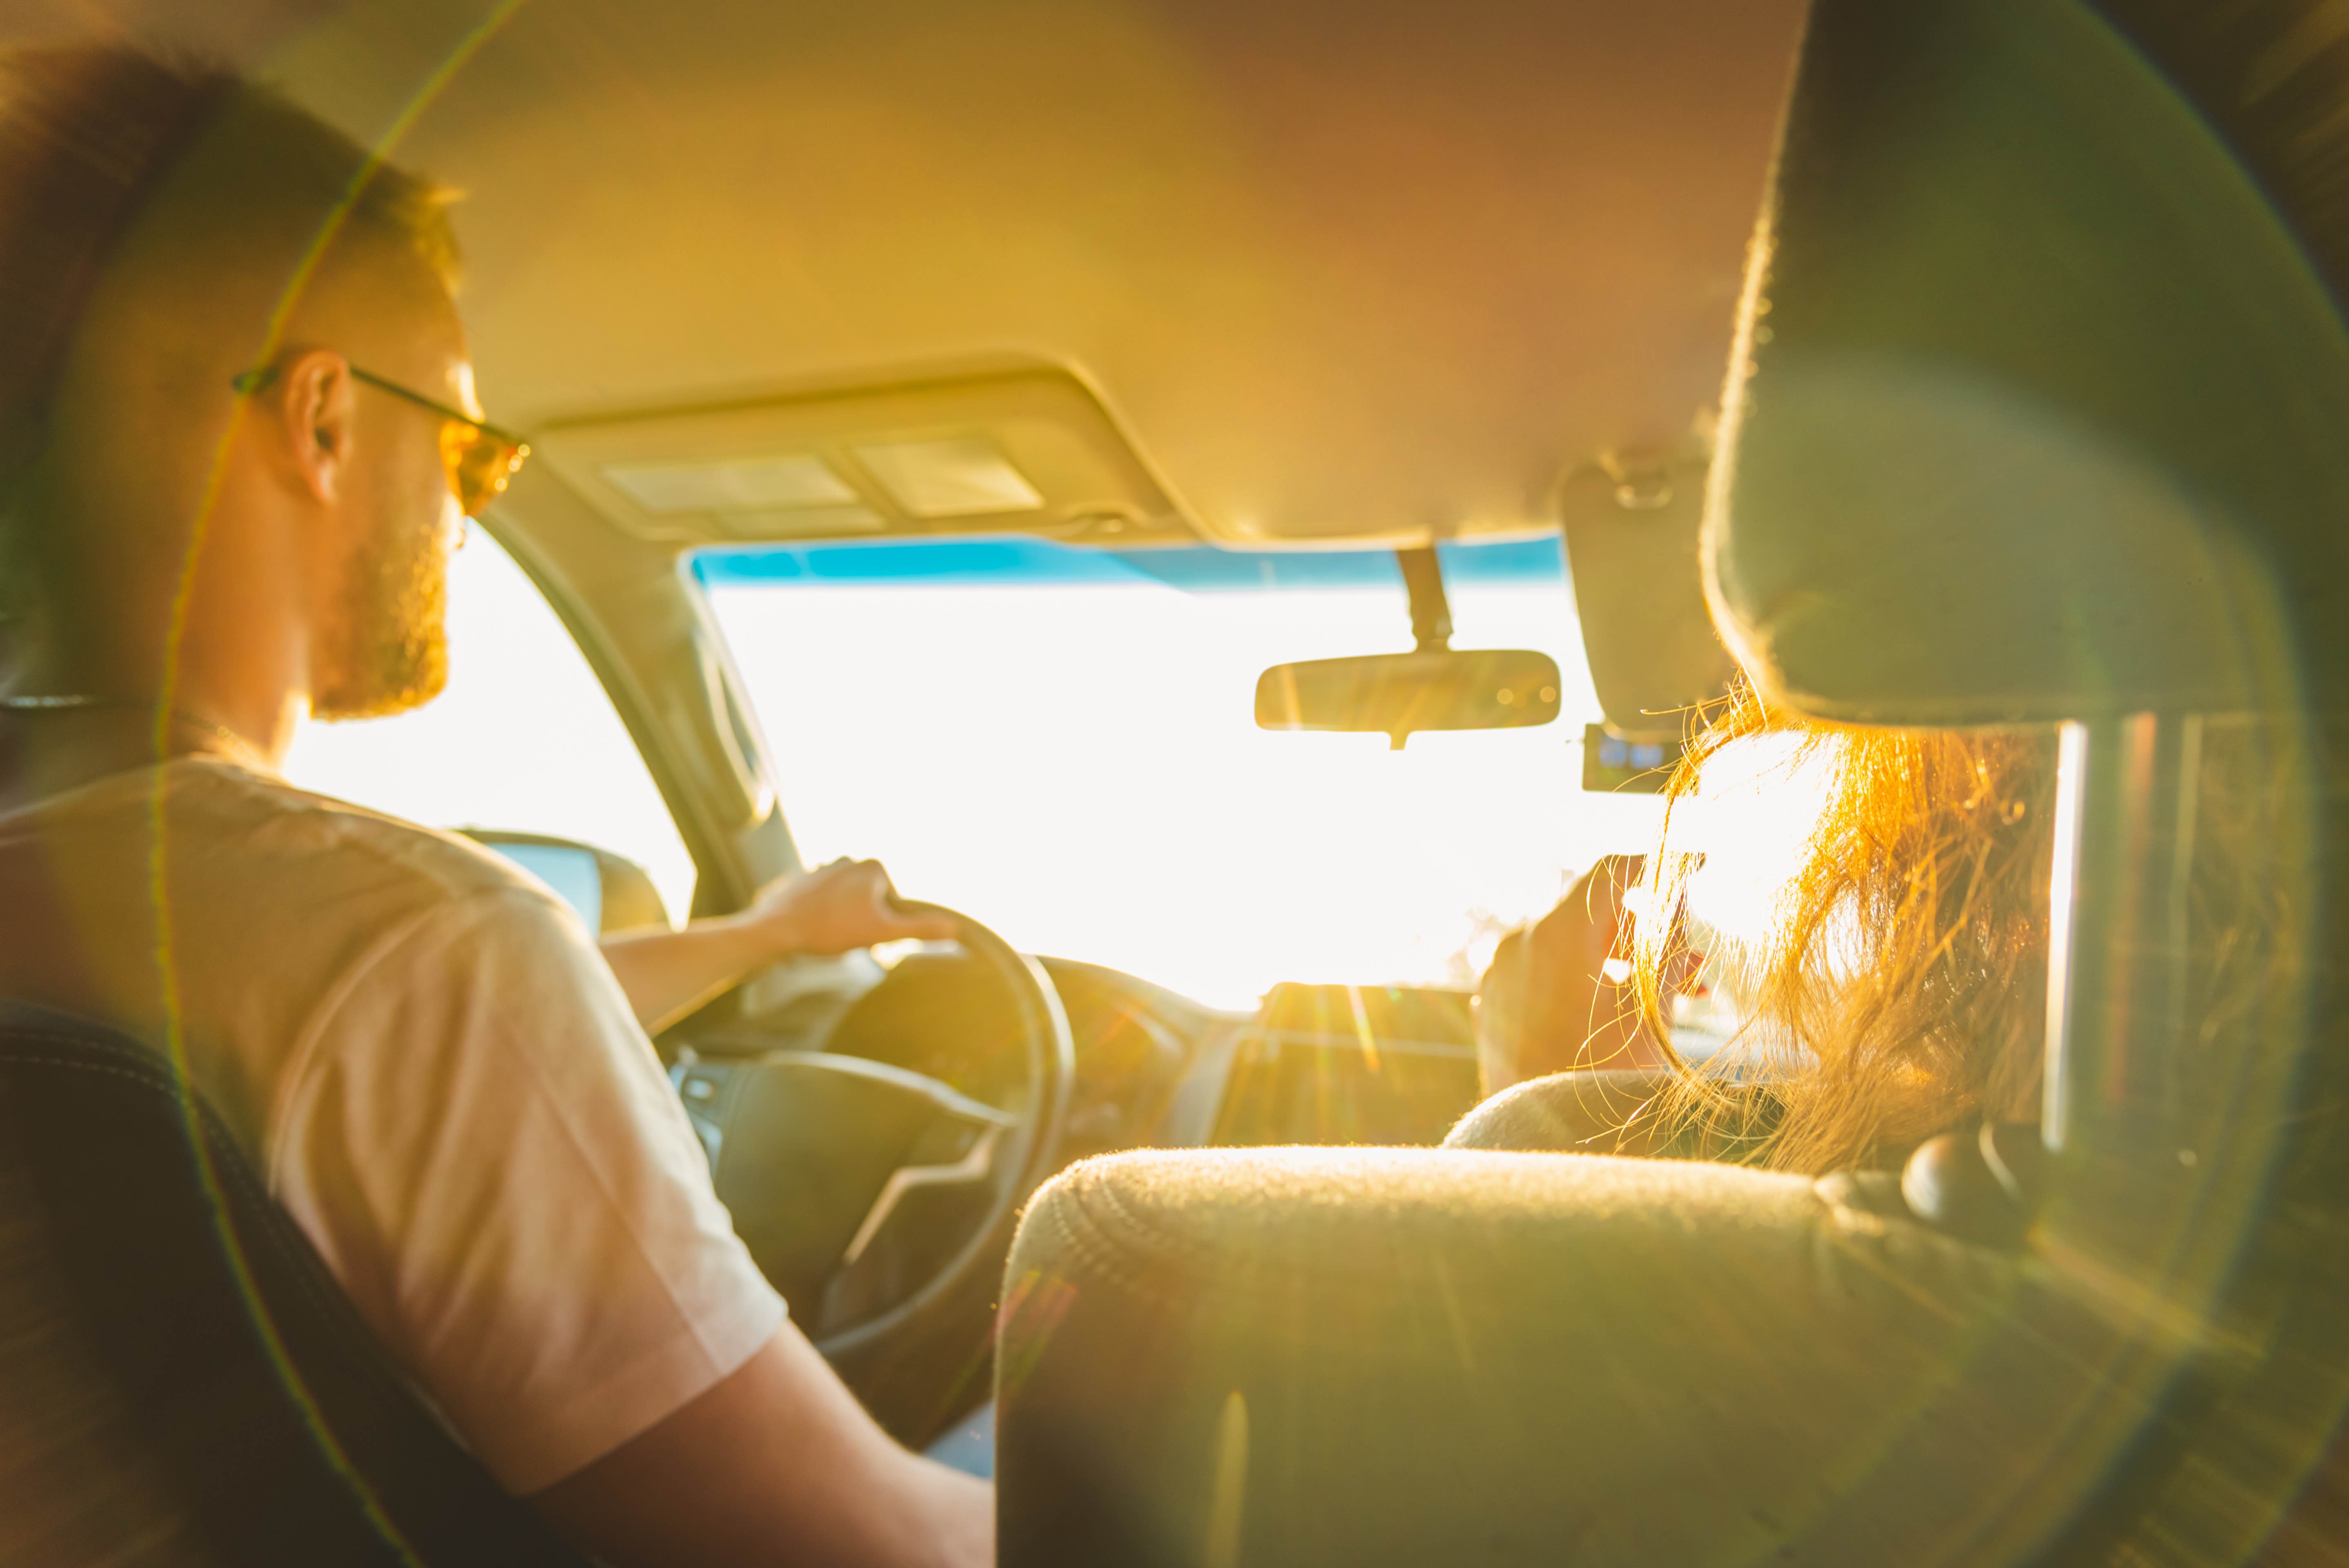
[1626,679,2313,1178]
[1626,683,2059,1174]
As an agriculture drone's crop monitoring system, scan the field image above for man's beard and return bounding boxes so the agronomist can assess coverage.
[312,515,449,721]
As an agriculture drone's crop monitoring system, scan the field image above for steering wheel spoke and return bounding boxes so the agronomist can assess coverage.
[841,1107,1013,1266]
[683,905,1074,1361]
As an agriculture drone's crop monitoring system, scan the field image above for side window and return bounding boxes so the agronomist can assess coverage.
[281,529,698,925]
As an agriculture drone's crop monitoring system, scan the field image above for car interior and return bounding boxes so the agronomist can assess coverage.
[2,0,2347,1564]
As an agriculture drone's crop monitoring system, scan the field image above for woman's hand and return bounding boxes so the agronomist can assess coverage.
[1474,855,1698,1094]
[732,858,959,961]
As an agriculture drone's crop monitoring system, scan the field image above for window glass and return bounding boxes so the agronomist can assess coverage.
[281,528,697,924]
[697,535,1665,1008]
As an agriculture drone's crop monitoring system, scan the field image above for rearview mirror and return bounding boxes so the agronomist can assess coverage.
[1255,648,1562,749]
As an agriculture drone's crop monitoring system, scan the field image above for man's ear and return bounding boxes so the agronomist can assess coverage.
[259,349,354,507]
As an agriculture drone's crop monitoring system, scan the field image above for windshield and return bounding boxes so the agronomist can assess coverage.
[697,535,1673,1009]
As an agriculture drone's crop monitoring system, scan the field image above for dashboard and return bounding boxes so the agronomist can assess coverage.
[672,948,1484,1167]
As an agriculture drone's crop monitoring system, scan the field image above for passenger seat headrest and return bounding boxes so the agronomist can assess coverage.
[1706,0,2349,725]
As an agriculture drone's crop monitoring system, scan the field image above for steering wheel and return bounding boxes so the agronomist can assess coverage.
[680,904,1075,1360]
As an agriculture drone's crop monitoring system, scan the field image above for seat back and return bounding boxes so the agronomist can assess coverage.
[0,1001,587,1567]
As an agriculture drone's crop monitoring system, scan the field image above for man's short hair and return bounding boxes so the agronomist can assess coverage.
[0,44,457,608]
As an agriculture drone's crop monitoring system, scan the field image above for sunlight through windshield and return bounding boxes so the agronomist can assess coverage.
[699,537,1668,1009]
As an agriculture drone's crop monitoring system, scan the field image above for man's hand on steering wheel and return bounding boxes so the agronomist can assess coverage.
[737,858,961,960]
[599,858,958,1033]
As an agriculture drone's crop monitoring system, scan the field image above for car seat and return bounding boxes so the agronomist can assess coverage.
[989,2,2349,1564]
[0,1000,589,1565]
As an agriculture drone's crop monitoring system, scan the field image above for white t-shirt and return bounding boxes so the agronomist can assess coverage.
[0,755,785,1492]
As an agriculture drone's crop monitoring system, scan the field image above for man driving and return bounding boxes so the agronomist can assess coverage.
[0,46,989,1568]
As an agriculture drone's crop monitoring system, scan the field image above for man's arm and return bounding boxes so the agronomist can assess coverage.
[600,859,956,1033]
[531,1323,992,1568]
[281,881,976,1556]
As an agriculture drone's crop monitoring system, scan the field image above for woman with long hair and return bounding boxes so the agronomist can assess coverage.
[1469,681,2298,1180]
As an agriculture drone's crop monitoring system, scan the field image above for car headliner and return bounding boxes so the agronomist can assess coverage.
[11,0,1806,546]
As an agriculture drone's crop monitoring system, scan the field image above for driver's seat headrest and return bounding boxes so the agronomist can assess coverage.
[1707,0,2349,726]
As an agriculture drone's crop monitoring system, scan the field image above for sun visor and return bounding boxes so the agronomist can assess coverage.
[1708,0,2349,725]
[529,359,1195,549]
[1559,449,1736,742]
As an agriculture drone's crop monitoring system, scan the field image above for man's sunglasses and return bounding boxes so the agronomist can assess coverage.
[229,361,531,519]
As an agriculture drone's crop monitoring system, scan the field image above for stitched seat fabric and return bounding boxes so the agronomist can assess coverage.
[0,1001,588,1566]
